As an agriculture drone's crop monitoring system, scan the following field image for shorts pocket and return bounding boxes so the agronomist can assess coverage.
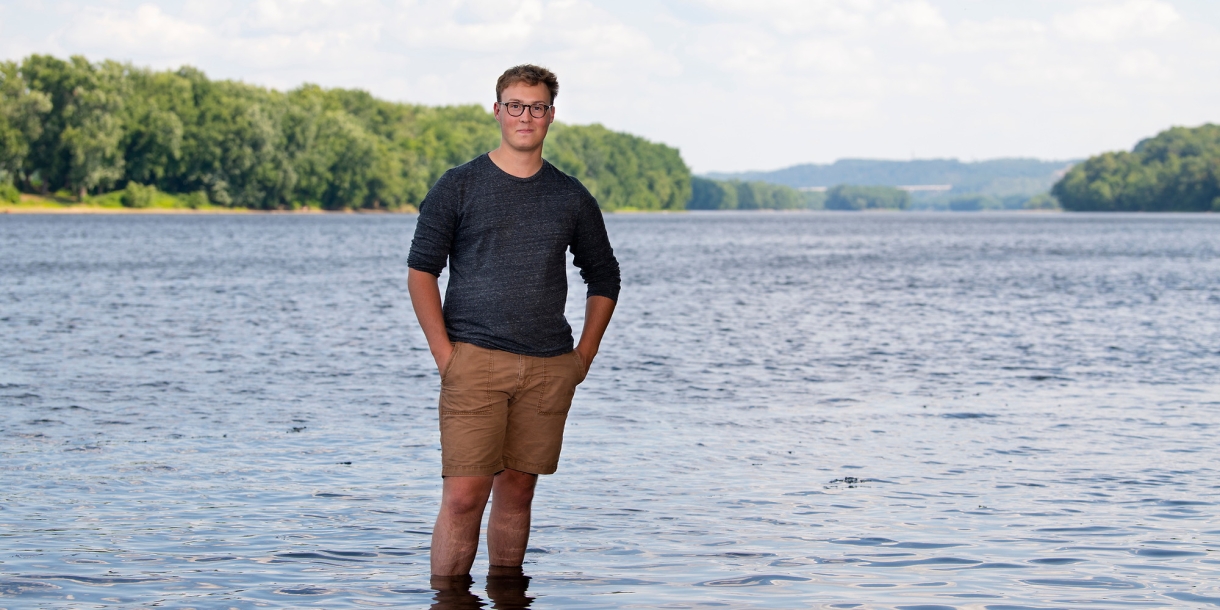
[536,354,582,415]
[570,350,588,384]
[439,344,494,415]
[440,342,463,383]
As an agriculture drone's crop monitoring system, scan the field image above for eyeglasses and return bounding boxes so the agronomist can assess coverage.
[498,101,553,118]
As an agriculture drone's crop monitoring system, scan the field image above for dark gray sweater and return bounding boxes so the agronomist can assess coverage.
[407,154,621,357]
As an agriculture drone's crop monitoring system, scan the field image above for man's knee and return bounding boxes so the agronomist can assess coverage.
[442,476,493,515]
[495,469,538,506]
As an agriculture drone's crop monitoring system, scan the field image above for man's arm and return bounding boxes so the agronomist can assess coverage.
[575,295,615,372]
[408,268,454,372]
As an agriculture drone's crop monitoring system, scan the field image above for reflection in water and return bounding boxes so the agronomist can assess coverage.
[431,568,532,609]
[430,575,483,610]
[485,566,534,609]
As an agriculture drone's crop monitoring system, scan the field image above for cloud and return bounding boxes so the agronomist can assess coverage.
[386,0,545,51]
[58,4,214,58]
[1053,0,1181,43]
[1117,48,1170,78]
[694,0,875,34]
[878,0,947,33]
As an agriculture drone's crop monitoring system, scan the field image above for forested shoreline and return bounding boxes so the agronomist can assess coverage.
[5,56,1216,214]
[0,55,691,212]
[1053,124,1220,212]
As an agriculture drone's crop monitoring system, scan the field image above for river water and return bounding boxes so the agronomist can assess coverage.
[1,212,1218,608]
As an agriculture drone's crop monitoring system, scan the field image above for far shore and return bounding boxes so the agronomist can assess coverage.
[1,203,1082,215]
[2,194,418,215]
[1,205,403,215]
[3,201,1070,215]
[17,194,1212,215]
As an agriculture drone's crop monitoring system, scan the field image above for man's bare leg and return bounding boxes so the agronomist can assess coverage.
[487,468,538,566]
[431,475,494,576]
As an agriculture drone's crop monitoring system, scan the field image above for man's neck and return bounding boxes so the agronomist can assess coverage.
[488,144,544,179]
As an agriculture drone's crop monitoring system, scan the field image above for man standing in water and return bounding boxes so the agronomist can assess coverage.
[407,65,620,583]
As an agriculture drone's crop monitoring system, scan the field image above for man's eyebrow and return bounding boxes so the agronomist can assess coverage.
[503,98,551,105]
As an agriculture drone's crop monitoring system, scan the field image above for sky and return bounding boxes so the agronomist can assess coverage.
[2,0,1218,173]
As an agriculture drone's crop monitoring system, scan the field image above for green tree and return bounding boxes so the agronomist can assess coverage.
[825,184,910,210]
[58,58,127,199]
[688,177,814,210]
[121,67,188,187]
[11,54,697,211]
[0,181,18,203]
[1053,124,1220,212]
[735,181,803,210]
[688,176,738,209]
[947,194,1001,211]
[0,61,52,188]
[120,181,156,208]
[546,123,690,211]
[292,109,380,209]
[1023,193,1060,210]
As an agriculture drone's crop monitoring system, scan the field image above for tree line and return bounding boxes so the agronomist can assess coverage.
[14,56,1210,214]
[710,157,1074,197]
[0,55,690,211]
[688,176,825,210]
[688,181,917,211]
[1053,124,1220,212]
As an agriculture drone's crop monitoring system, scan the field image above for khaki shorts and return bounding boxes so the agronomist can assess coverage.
[438,342,586,477]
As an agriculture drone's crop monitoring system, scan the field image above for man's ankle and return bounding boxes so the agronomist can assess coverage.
[487,564,525,577]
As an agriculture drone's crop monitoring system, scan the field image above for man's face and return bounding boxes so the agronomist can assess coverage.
[494,81,554,153]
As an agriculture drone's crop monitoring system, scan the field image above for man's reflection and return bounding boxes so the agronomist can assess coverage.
[485,566,533,609]
[430,574,483,610]
[430,568,533,609]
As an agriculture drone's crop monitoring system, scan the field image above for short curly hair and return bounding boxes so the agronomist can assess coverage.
[496,64,559,104]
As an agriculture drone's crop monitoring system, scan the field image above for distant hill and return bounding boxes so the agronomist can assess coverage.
[706,158,1077,197]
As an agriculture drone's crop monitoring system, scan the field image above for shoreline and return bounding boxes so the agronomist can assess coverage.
[2,193,421,215]
[7,201,1212,216]
[1,205,411,215]
[1,198,418,215]
[0,206,1155,216]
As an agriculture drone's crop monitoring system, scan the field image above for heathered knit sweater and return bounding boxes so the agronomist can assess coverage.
[407,154,621,357]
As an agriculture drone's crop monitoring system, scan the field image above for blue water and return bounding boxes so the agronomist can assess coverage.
[2,212,1218,608]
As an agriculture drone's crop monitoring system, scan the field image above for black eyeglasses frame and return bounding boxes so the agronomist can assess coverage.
[497,101,554,119]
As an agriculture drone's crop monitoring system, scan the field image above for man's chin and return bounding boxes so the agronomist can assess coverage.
[507,139,544,153]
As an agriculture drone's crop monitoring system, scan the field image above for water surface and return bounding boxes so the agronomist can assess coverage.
[2,212,1218,608]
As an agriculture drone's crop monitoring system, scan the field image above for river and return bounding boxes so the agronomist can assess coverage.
[2,212,1218,608]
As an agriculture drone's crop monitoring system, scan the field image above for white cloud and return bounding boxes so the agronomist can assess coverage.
[790,39,873,74]
[694,0,875,34]
[60,4,214,57]
[1053,0,1181,43]
[878,0,947,32]
[1117,48,1170,78]
[387,0,545,51]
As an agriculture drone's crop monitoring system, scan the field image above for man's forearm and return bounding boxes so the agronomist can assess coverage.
[575,295,616,368]
[408,268,453,370]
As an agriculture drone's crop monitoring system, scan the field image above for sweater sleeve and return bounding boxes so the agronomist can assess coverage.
[407,172,460,276]
[570,194,621,302]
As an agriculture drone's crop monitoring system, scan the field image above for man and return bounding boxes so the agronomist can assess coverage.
[406,64,620,580]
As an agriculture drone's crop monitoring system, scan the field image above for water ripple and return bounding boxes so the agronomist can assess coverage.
[2,213,1219,608]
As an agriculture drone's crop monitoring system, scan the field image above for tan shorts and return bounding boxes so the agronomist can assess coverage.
[438,342,586,477]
